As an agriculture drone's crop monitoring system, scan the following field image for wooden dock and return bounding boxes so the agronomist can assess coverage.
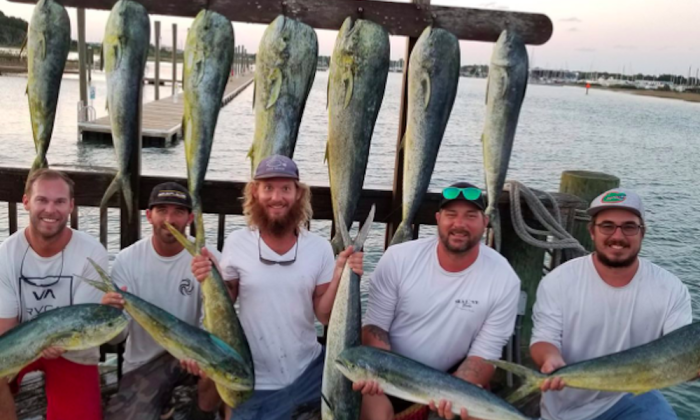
[78,73,254,147]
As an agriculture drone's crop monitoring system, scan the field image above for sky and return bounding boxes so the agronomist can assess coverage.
[2,0,699,75]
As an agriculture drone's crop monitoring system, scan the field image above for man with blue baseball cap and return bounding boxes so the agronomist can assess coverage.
[188,155,364,419]
[530,188,691,420]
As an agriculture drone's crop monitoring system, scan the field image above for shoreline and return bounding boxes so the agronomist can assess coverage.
[584,85,700,103]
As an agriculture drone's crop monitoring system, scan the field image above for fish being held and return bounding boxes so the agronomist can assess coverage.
[326,17,389,255]
[390,26,460,246]
[481,30,528,252]
[322,206,376,420]
[249,15,318,174]
[489,321,700,404]
[336,346,535,420]
[83,258,254,398]
[0,304,127,379]
[26,0,71,173]
[182,9,234,251]
[100,0,150,222]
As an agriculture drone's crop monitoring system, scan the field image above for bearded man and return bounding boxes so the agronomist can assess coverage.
[354,182,521,420]
[530,188,691,420]
[189,155,363,420]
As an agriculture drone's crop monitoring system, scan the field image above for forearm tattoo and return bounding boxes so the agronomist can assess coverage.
[364,325,390,346]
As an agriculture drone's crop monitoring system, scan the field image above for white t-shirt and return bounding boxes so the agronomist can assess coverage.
[0,228,108,365]
[219,228,335,390]
[111,235,220,373]
[363,237,521,371]
[531,255,692,420]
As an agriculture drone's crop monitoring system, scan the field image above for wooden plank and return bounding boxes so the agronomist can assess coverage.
[155,21,161,100]
[217,213,226,251]
[8,202,17,235]
[8,0,553,45]
[172,23,177,96]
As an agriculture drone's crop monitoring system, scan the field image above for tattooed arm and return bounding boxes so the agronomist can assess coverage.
[454,356,495,387]
[361,324,391,351]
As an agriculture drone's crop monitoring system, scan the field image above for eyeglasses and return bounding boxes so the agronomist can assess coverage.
[258,235,298,266]
[442,187,482,201]
[594,222,644,236]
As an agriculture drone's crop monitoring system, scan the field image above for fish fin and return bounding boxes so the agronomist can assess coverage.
[252,79,256,109]
[120,175,135,224]
[485,76,490,105]
[25,83,28,96]
[105,98,109,112]
[500,72,509,99]
[321,392,334,413]
[389,221,412,246]
[39,31,46,60]
[325,73,330,110]
[399,133,406,151]
[79,258,118,294]
[329,234,345,256]
[323,141,329,165]
[194,56,205,87]
[352,204,376,251]
[18,35,27,57]
[421,70,431,109]
[343,68,354,109]
[164,221,199,255]
[486,206,501,252]
[265,67,282,109]
[487,359,544,404]
[336,211,353,251]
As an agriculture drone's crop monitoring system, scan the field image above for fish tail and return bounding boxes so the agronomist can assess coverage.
[389,221,412,246]
[120,175,135,223]
[30,153,48,173]
[99,176,121,218]
[486,206,502,252]
[164,221,199,256]
[81,257,118,294]
[330,233,346,256]
[488,359,544,404]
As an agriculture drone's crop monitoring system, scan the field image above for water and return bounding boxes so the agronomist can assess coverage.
[1,71,699,418]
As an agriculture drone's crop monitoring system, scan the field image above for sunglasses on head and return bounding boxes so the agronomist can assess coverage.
[442,187,482,201]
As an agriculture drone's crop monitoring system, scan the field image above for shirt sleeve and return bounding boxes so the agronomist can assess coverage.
[662,277,692,334]
[73,245,108,305]
[362,248,399,332]
[316,240,335,286]
[530,273,564,350]
[219,237,240,281]
[468,272,520,360]
[0,252,18,319]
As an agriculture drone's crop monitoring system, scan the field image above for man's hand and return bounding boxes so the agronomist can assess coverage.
[335,246,364,277]
[41,347,65,360]
[351,380,383,396]
[540,355,566,392]
[181,359,207,379]
[428,400,472,420]
[100,287,127,310]
[191,248,213,283]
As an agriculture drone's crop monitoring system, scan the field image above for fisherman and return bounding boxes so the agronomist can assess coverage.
[355,182,521,420]
[530,188,692,420]
[101,182,222,420]
[0,169,108,420]
[188,154,364,419]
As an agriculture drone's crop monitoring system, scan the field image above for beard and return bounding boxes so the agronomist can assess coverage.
[438,228,482,255]
[595,239,640,268]
[29,212,68,241]
[250,198,304,237]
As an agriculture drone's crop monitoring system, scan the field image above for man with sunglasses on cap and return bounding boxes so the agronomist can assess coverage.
[0,169,108,420]
[189,155,364,419]
[101,182,222,420]
[530,188,691,420]
[355,182,521,420]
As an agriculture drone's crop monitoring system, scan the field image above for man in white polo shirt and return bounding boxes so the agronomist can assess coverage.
[355,182,521,420]
[531,189,691,420]
[101,182,221,420]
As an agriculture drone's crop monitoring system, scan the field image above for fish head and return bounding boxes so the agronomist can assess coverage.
[491,30,528,68]
[335,347,377,382]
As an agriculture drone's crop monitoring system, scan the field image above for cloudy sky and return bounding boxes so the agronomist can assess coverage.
[2,0,699,75]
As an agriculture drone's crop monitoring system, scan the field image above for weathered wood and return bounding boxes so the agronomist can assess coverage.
[77,8,88,120]
[172,23,177,96]
[217,213,226,251]
[559,170,620,253]
[8,202,17,234]
[70,206,79,230]
[155,21,161,100]
[99,205,108,247]
[8,0,553,45]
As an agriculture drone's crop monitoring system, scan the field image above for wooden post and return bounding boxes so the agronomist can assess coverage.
[154,21,160,100]
[77,8,88,119]
[559,170,620,253]
[384,0,430,249]
[172,23,177,96]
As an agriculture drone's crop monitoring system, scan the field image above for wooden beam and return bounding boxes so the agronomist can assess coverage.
[172,23,177,96]
[154,21,161,100]
[77,8,88,116]
[8,0,553,45]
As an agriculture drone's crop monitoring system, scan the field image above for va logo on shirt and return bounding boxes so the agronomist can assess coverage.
[454,298,479,312]
[179,278,194,296]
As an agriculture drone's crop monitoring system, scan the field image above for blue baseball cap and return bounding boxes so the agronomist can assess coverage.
[254,155,300,180]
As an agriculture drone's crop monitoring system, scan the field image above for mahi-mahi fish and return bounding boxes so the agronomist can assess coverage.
[100,0,150,222]
[489,321,700,404]
[26,0,70,173]
[327,18,389,255]
[182,9,234,250]
[322,206,376,420]
[83,259,254,397]
[390,27,460,246]
[336,346,535,420]
[1,304,127,380]
[248,15,318,174]
[481,30,528,252]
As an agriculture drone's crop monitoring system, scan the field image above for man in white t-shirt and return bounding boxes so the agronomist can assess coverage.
[531,188,692,420]
[189,155,363,419]
[0,169,107,420]
[101,182,222,420]
[355,182,521,420]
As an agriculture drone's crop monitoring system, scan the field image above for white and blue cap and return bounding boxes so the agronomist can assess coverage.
[587,188,645,222]
[254,155,300,180]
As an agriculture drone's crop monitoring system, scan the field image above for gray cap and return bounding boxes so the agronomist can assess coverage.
[587,188,645,221]
[254,155,299,180]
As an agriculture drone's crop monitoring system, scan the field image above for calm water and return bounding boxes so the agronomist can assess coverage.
[0,71,699,418]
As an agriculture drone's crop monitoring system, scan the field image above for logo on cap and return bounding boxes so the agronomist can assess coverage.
[158,190,187,200]
[265,156,288,171]
[602,192,626,203]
